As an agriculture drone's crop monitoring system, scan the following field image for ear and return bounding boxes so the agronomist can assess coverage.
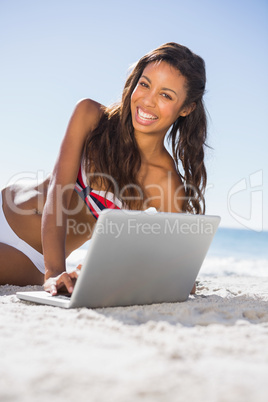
[179,102,196,117]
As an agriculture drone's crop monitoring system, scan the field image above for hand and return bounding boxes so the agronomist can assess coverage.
[190,282,196,295]
[43,270,79,296]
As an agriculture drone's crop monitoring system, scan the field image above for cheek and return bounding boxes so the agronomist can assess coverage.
[131,86,139,105]
[168,104,182,121]
[159,104,179,121]
[130,95,135,115]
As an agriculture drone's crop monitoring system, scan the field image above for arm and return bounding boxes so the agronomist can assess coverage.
[42,99,102,293]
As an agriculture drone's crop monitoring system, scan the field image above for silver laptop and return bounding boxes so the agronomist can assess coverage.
[17,209,220,308]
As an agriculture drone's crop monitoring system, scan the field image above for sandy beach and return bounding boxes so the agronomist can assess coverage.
[1,273,268,402]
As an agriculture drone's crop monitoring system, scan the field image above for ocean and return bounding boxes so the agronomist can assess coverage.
[66,227,268,279]
[203,227,268,278]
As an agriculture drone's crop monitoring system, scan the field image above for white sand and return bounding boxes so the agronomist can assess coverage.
[1,275,268,402]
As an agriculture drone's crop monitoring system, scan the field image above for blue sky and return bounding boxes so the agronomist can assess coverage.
[1,0,267,230]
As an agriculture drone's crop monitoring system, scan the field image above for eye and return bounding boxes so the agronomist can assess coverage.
[139,81,149,88]
[161,93,172,100]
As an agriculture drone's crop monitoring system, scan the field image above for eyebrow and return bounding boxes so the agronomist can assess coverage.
[141,75,178,96]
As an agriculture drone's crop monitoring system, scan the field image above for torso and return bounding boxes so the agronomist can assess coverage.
[74,160,123,219]
[2,149,183,257]
[137,150,184,212]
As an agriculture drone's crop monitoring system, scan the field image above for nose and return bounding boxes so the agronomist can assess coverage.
[143,89,157,107]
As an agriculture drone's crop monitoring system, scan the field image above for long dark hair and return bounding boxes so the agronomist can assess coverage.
[84,42,207,214]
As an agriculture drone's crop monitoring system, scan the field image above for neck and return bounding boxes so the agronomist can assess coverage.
[135,131,166,163]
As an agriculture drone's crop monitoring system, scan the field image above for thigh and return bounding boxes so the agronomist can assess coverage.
[0,243,44,286]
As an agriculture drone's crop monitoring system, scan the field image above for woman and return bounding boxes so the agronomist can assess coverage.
[0,42,207,294]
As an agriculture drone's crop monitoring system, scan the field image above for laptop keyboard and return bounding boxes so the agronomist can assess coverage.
[53,294,71,300]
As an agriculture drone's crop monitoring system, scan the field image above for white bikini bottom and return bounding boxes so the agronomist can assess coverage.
[0,191,45,274]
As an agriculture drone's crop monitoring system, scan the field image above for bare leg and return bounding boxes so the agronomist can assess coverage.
[0,243,44,286]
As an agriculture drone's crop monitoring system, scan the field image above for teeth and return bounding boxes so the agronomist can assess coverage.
[138,108,157,120]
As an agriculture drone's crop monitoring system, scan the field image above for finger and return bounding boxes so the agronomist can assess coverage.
[76,264,82,270]
[50,284,58,296]
[43,279,58,295]
[57,273,74,294]
[69,271,79,279]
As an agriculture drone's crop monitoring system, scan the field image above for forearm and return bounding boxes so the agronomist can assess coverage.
[42,199,79,295]
[42,223,66,280]
[41,190,68,280]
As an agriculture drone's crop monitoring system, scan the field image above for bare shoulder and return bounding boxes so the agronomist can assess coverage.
[157,152,185,213]
[72,98,104,132]
[162,160,185,193]
[51,99,105,184]
[75,98,103,114]
[159,151,183,184]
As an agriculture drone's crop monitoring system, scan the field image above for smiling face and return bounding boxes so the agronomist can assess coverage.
[130,61,193,139]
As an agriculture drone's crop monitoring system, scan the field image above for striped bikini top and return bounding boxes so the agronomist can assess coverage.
[74,161,123,219]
